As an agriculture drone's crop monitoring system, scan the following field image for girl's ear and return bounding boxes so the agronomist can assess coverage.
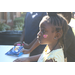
[54,30,63,40]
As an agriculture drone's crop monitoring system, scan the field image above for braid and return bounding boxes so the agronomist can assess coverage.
[45,13,68,50]
[57,12,71,24]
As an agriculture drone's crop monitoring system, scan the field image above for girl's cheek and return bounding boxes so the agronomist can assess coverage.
[43,34,48,38]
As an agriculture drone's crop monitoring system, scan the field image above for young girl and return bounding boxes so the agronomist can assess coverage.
[37,13,68,62]
[14,13,68,62]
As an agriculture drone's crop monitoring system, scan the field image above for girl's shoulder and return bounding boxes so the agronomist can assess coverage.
[48,48,64,62]
[51,48,63,56]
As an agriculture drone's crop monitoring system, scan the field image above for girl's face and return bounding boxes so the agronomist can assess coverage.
[37,19,56,45]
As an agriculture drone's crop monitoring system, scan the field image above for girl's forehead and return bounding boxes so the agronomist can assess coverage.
[40,17,62,29]
[40,21,58,32]
[40,21,55,30]
[40,21,47,26]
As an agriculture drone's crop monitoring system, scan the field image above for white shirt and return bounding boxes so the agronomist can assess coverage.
[37,45,64,62]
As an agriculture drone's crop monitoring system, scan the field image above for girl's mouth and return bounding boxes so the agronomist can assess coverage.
[37,36,39,39]
[37,36,41,43]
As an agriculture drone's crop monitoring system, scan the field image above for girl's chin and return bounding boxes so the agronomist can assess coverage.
[37,40,42,44]
[37,39,46,45]
[37,39,41,44]
[38,41,46,45]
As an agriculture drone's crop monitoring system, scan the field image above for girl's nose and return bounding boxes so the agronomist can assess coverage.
[37,31,41,39]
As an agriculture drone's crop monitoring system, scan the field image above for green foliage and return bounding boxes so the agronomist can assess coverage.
[0,22,11,31]
[21,12,26,17]
[13,17,24,30]
[14,17,24,25]
[13,22,24,30]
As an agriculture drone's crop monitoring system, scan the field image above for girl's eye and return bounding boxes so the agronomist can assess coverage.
[42,29,45,34]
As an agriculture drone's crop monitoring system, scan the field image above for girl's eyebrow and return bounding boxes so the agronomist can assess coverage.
[41,27,46,30]
[39,25,44,28]
[39,26,45,31]
[42,26,47,30]
[41,25,46,28]
[40,22,47,29]
[41,27,45,29]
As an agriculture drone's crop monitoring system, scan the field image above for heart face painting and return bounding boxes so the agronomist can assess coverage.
[43,34,48,38]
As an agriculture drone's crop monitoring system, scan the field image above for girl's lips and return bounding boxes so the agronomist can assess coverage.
[37,36,39,39]
[37,35,39,39]
[37,36,41,43]
[37,38,40,44]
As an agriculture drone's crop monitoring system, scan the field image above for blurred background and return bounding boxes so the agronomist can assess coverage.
[0,12,75,31]
[0,12,26,31]
[0,12,26,45]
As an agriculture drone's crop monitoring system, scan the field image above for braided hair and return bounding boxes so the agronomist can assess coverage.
[57,12,71,24]
[45,13,68,50]
[48,12,71,24]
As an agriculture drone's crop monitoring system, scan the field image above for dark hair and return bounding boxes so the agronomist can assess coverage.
[44,13,68,50]
[48,12,71,24]
[57,12,71,24]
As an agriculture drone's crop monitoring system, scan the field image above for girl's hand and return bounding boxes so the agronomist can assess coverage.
[13,57,30,62]
[21,48,30,54]
[14,41,29,49]
[14,41,22,46]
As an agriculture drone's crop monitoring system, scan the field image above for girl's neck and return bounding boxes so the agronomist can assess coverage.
[48,42,61,51]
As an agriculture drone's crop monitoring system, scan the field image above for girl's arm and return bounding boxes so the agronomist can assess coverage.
[45,59,53,62]
[14,28,40,53]
[14,27,38,49]
[28,54,41,62]
[29,39,40,53]
[23,38,38,49]
[13,54,41,62]
[23,39,40,54]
